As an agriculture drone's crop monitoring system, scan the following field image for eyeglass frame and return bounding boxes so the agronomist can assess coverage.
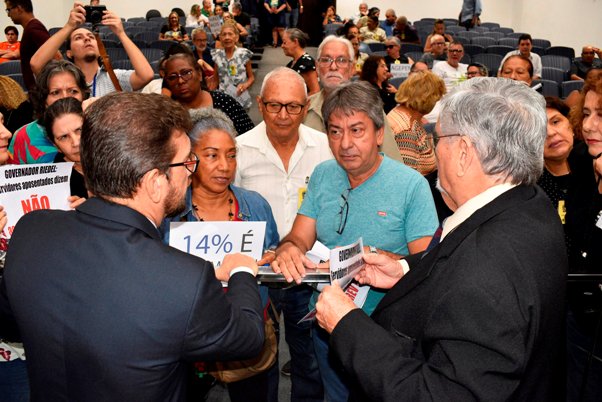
[432,133,464,147]
[5,5,17,14]
[165,69,195,84]
[168,152,199,174]
[317,56,352,68]
[448,49,464,54]
[261,101,306,115]
[336,188,352,235]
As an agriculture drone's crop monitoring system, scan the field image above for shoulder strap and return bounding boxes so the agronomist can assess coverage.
[94,32,122,92]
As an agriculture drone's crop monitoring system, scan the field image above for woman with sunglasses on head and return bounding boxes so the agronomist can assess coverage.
[160,108,279,402]
[211,22,254,110]
[163,47,254,135]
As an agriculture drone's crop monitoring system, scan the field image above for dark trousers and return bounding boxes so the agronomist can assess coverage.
[269,285,324,402]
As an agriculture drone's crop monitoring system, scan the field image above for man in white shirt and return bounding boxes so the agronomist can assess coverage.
[432,41,468,92]
[235,67,331,401]
[314,78,567,401]
[498,33,542,80]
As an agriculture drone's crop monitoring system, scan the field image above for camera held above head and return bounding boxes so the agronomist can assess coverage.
[84,5,106,25]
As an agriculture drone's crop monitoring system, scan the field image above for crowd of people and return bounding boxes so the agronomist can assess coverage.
[1,1,602,402]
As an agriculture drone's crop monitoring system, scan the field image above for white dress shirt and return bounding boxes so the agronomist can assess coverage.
[234,122,333,239]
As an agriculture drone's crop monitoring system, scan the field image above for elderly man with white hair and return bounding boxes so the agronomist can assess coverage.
[315,78,567,402]
[303,35,404,163]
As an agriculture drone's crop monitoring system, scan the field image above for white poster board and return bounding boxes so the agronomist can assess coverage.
[0,163,73,240]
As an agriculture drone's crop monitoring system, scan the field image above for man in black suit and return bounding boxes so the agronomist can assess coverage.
[315,78,567,401]
[0,92,264,401]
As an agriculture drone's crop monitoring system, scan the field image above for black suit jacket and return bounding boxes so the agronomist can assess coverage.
[0,198,264,402]
[330,185,567,401]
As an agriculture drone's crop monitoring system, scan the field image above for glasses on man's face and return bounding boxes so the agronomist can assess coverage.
[168,152,199,174]
[432,42,445,46]
[336,188,351,235]
[317,56,351,68]
[582,52,595,55]
[165,69,194,84]
[448,49,463,54]
[432,133,463,148]
[262,101,306,115]
[385,45,397,50]
[5,6,16,14]
[466,70,479,77]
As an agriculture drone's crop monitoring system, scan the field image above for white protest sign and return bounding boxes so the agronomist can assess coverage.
[169,221,266,267]
[0,163,73,240]
[389,63,411,78]
[299,238,368,323]
[208,16,222,36]
[329,238,365,289]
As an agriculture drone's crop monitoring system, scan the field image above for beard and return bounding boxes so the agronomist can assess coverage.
[164,184,188,218]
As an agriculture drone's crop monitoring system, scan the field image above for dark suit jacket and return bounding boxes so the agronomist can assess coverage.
[330,185,567,401]
[0,198,264,402]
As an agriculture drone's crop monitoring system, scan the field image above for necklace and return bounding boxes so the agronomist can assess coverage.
[192,194,234,221]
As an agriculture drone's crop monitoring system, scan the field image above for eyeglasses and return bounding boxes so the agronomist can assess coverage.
[448,49,463,54]
[582,52,595,55]
[317,56,351,68]
[5,6,16,13]
[262,101,306,115]
[165,69,194,84]
[466,70,480,77]
[432,133,463,147]
[385,45,397,49]
[168,152,199,174]
[336,188,351,235]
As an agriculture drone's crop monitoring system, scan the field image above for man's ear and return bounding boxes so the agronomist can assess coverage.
[141,168,165,204]
[456,136,474,177]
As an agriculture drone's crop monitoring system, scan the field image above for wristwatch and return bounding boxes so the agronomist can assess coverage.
[369,246,378,254]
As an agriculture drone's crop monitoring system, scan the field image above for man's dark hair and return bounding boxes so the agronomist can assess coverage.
[81,92,192,199]
[518,34,532,45]
[65,26,93,51]
[30,59,90,119]
[368,15,379,24]
[8,0,33,13]
[4,26,18,35]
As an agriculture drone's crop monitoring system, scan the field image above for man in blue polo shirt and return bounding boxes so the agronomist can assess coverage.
[271,80,438,402]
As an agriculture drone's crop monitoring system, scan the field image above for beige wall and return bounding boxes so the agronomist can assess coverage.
[1,1,601,53]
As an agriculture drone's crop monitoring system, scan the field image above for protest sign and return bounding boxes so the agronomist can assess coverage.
[169,221,266,267]
[0,163,73,240]
[299,238,368,323]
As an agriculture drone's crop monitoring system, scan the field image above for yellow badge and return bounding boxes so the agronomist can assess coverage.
[298,187,307,209]
[558,199,566,224]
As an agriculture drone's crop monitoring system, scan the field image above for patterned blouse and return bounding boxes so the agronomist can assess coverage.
[211,47,254,110]
[386,106,436,175]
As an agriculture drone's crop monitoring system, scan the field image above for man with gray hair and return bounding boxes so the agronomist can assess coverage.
[304,35,404,163]
[273,80,438,402]
[235,66,331,401]
[314,78,567,401]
